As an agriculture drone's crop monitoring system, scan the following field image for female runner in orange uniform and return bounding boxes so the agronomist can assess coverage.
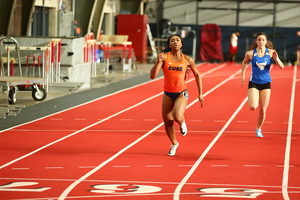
[150,34,204,156]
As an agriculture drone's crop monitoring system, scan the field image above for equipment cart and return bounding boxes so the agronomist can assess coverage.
[0,76,47,104]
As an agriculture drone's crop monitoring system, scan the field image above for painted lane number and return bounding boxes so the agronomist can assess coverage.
[89,184,161,194]
[197,187,267,198]
[0,182,50,192]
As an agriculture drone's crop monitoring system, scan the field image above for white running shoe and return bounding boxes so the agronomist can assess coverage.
[256,129,263,138]
[168,142,179,156]
[180,119,187,136]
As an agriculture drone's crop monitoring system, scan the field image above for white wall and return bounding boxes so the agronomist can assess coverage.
[161,0,300,27]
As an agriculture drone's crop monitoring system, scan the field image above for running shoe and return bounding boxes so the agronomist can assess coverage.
[256,129,263,138]
[180,119,187,136]
[168,142,179,156]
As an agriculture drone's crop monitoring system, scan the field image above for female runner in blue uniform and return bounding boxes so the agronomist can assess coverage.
[241,32,284,137]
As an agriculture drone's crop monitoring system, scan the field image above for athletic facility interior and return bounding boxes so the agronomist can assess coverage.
[0,0,299,199]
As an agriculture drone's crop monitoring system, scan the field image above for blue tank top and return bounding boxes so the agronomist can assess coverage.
[250,48,272,84]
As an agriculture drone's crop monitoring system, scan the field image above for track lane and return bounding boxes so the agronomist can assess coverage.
[178,65,300,199]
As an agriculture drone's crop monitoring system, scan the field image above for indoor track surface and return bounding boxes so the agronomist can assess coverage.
[0,63,299,200]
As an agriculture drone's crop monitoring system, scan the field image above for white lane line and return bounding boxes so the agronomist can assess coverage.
[11,168,29,170]
[74,119,87,121]
[277,165,294,168]
[58,63,228,199]
[113,166,130,168]
[121,119,133,121]
[284,121,295,124]
[174,97,248,200]
[214,120,226,123]
[45,167,64,169]
[144,119,156,121]
[237,121,249,123]
[178,165,194,167]
[190,120,202,122]
[79,166,96,169]
[146,165,163,168]
[282,64,297,200]
[244,165,261,167]
[211,165,228,167]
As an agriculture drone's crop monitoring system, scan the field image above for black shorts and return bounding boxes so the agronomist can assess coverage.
[164,89,189,101]
[248,81,271,90]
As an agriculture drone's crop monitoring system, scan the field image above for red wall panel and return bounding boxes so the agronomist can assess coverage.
[117,14,148,63]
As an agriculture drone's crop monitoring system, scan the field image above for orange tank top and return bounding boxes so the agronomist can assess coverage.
[162,52,188,93]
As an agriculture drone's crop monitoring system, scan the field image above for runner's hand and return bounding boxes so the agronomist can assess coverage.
[241,76,245,87]
[198,95,204,108]
[157,53,164,62]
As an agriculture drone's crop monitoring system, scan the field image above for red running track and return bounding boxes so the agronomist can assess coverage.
[0,63,299,200]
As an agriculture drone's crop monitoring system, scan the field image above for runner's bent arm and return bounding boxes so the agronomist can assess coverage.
[241,51,251,87]
[270,50,284,69]
[150,53,166,79]
[186,56,204,107]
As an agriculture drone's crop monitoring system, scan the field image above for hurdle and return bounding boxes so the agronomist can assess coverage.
[96,35,133,74]
[49,39,61,82]
[85,39,97,77]
[26,55,35,77]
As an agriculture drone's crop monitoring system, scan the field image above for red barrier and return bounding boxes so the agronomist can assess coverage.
[10,60,13,76]
[26,55,35,76]
[123,44,126,59]
[38,55,43,68]
[128,44,132,59]
[58,40,61,62]
[107,43,110,60]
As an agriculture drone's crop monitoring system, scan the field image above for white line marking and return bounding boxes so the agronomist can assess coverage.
[11,168,29,170]
[121,119,133,121]
[74,119,87,121]
[174,97,248,199]
[214,120,226,123]
[45,167,63,169]
[144,119,156,121]
[237,121,249,123]
[190,120,203,122]
[79,166,96,169]
[50,118,62,121]
[113,166,130,168]
[277,165,294,168]
[211,165,228,167]
[178,165,194,167]
[145,165,163,168]
[244,165,261,167]
[282,64,297,200]
[284,121,295,124]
